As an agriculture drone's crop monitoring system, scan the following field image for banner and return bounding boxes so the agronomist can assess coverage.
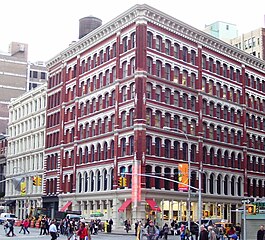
[178,163,189,191]
[20,181,26,196]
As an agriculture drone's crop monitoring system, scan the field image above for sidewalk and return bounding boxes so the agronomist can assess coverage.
[101,228,135,236]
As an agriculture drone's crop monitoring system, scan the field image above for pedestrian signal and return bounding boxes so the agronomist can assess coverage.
[247,204,256,214]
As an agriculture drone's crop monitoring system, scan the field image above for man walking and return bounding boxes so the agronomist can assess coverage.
[49,219,58,240]
[257,225,265,240]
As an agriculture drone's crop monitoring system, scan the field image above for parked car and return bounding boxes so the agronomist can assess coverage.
[0,213,18,224]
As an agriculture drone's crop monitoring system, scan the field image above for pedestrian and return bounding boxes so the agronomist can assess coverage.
[136,221,143,240]
[77,221,91,240]
[66,222,74,240]
[146,220,156,240]
[19,219,25,233]
[162,223,169,240]
[208,226,217,240]
[40,217,46,235]
[49,219,58,240]
[6,219,16,237]
[135,220,139,236]
[180,224,186,240]
[109,218,113,233]
[23,218,30,234]
[257,225,265,240]
[199,225,209,240]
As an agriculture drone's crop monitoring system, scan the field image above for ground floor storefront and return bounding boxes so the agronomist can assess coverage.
[58,190,243,228]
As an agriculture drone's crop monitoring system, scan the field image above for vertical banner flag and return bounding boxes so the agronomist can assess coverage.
[20,181,26,196]
[178,163,189,191]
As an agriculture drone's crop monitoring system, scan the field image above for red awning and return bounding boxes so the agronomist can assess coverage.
[146,199,161,212]
[118,199,132,212]
[60,201,72,212]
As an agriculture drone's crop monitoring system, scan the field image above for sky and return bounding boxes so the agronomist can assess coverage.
[1,0,265,63]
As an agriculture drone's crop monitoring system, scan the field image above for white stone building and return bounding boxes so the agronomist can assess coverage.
[5,83,46,219]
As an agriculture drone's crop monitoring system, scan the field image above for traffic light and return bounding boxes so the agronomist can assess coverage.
[33,176,42,186]
[33,177,37,186]
[123,177,127,187]
[36,176,42,186]
[118,177,123,187]
[247,204,256,214]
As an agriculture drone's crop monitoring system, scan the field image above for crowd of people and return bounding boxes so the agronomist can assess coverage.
[131,218,243,240]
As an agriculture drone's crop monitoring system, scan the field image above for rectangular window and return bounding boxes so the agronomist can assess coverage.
[33,71,38,78]
[41,72,46,79]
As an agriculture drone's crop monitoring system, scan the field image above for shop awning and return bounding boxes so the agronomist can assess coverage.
[146,199,161,212]
[118,199,132,212]
[60,201,72,212]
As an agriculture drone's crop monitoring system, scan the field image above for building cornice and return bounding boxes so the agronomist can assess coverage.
[46,4,265,72]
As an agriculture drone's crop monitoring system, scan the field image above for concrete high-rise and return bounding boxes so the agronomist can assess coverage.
[0,42,47,134]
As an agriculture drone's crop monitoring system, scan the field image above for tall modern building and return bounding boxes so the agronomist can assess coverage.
[203,21,238,43]
[45,4,265,226]
[230,28,265,60]
[0,42,48,134]
[5,83,47,218]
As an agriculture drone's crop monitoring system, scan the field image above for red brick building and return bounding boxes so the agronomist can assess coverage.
[45,4,265,225]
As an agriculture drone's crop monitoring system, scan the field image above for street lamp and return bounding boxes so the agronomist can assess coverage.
[163,127,191,231]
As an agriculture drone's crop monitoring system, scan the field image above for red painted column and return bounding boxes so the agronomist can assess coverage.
[133,22,147,201]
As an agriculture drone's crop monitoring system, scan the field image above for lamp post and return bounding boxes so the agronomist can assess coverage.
[163,127,191,231]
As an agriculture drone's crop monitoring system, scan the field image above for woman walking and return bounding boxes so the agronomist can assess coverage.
[77,222,91,240]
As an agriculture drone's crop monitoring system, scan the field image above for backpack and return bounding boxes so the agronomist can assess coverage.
[147,225,156,235]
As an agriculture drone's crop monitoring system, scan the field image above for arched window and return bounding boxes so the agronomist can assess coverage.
[165,39,171,55]
[129,136,134,155]
[155,111,162,128]
[155,138,161,156]
[90,172,94,192]
[155,166,161,189]
[122,36,128,52]
[224,151,229,167]
[164,139,171,158]
[217,149,222,166]
[147,32,153,48]
[182,94,188,109]
[165,88,171,104]
[156,86,162,101]
[91,145,95,162]
[156,61,162,77]
[110,140,114,158]
[146,136,152,155]
[174,91,179,106]
[147,57,152,74]
[122,61,128,78]
[97,144,101,161]
[84,172,88,192]
[79,148,83,164]
[174,67,180,83]
[165,64,171,80]
[85,146,89,163]
[156,35,162,51]
[121,138,126,157]
[174,141,179,159]
[78,173,82,193]
[174,43,180,59]
[121,111,127,128]
[182,46,188,62]
[103,142,108,160]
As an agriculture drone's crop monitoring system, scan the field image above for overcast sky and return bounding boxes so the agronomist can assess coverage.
[1,0,264,63]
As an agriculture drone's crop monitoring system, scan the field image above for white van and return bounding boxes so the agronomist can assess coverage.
[0,213,18,224]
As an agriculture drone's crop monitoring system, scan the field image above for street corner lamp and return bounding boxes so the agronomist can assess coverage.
[163,126,191,230]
